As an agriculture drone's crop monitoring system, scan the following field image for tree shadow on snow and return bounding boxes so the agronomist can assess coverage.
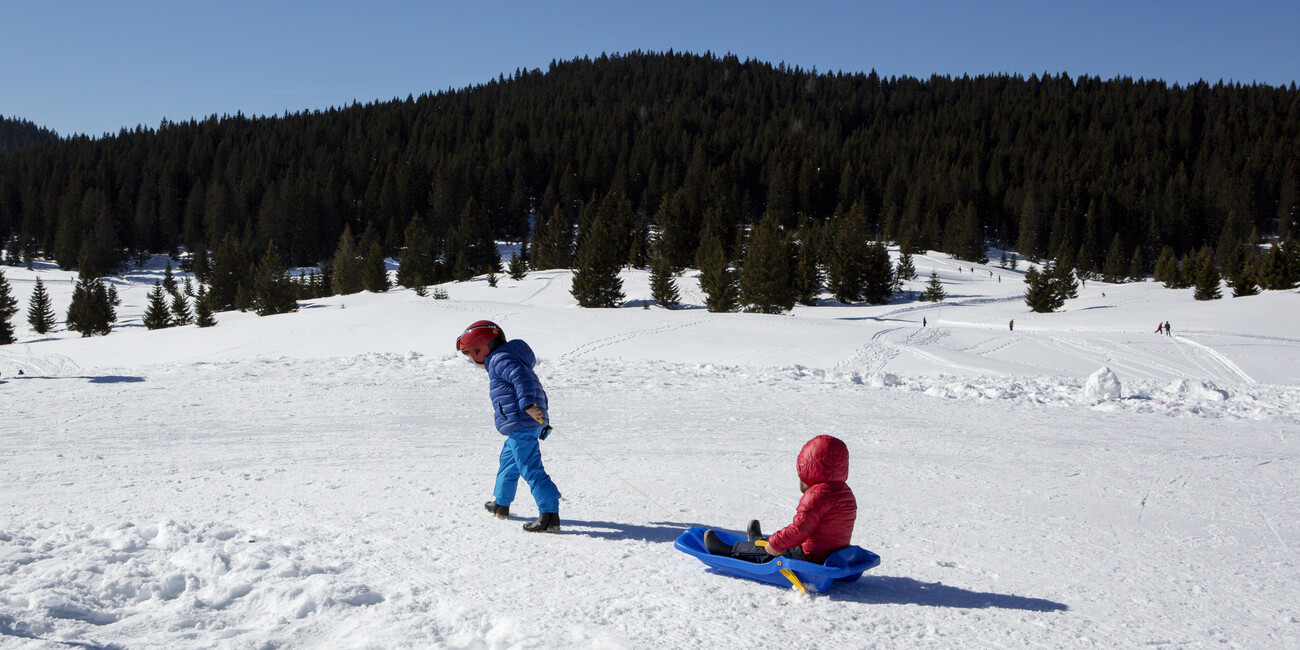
[832,575,1067,612]
[561,519,703,544]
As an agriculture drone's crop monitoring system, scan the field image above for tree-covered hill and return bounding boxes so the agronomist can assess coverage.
[0,116,58,157]
[1,51,1297,279]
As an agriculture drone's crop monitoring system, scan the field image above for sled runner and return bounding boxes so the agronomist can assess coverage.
[674,527,880,593]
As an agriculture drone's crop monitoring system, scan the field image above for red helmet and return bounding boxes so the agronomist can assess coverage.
[456,320,505,363]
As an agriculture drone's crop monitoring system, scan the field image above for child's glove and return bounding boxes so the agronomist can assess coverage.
[539,425,553,441]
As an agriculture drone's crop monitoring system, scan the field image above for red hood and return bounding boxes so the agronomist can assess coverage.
[796,435,850,486]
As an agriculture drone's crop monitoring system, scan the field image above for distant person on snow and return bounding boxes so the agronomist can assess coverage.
[702,435,857,565]
[1009,319,1014,331]
[1155,322,1164,334]
[456,320,562,533]
[1165,321,1172,336]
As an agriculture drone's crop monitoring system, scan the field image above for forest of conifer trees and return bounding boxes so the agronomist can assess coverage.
[2,52,1298,313]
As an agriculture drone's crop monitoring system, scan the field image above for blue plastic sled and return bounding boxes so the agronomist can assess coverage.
[674,527,880,592]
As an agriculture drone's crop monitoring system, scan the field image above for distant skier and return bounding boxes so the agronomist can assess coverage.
[1165,321,1172,337]
[922,317,927,327]
[702,435,857,565]
[1155,322,1164,334]
[457,320,562,533]
[1009,319,1014,331]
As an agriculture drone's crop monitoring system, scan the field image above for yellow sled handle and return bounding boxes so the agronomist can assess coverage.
[756,542,809,594]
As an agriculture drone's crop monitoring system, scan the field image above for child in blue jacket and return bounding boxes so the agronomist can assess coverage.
[456,320,561,532]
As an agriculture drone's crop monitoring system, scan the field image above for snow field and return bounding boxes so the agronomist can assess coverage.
[1,250,1298,648]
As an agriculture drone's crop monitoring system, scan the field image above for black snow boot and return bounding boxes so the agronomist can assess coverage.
[746,519,764,542]
[703,529,732,556]
[484,501,509,519]
[523,512,560,533]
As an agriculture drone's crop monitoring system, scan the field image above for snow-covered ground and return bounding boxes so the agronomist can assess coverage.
[1,250,1297,649]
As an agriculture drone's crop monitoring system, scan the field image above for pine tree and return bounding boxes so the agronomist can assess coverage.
[163,261,179,297]
[826,213,867,303]
[194,285,217,327]
[171,290,193,325]
[570,209,625,308]
[1050,262,1079,303]
[396,215,435,290]
[1154,246,1179,287]
[507,250,528,280]
[863,241,895,305]
[649,244,680,308]
[1127,247,1145,282]
[696,229,738,313]
[143,281,173,330]
[362,237,390,293]
[252,244,299,316]
[1224,245,1260,297]
[1024,266,1063,313]
[0,269,17,344]
[66,271,114,337]
[896,251,917,282]
[1102,234,1127,283]
[1192,247,1222,301]
[330,226,364,295]
[27,276,57,334]
[921,270,947,302]
[739,216,796,314]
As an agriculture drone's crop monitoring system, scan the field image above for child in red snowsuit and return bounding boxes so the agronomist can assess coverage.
[704,435,857,564]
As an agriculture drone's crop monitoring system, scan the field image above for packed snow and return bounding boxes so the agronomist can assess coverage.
[1,249,1297,649]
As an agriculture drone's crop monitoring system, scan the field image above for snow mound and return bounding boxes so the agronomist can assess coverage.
[1084,366,1123,401]
[1160,378,1229,402]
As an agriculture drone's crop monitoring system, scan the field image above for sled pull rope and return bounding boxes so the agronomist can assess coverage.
[551,428,689,528]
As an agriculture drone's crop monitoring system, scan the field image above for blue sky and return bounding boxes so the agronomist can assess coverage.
[4,1,1297,138]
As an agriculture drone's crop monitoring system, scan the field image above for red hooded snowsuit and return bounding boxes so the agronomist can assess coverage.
[765,435,857,563]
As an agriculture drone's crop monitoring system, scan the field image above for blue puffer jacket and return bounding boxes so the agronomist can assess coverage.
[484,339,549,434]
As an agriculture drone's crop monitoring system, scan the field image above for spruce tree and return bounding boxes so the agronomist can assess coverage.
[163,261,179,297]
[863,241,895,305]
[252,244,299,316]
[570,209,625,308]
[66,272,114,337]
[171,290,193,325]
[397,215,435,290]
[696,229,738,313]
[362,237,390,293]
[739,216,796,314]
[1224,247,1260,297]
[920,271,951,301]
[649,244,680,309]
[1127,247,1145,282]
[194,285,217,327]
[0,269,17,344]
[896,251,917,282]
[921,270,946,302]
[27,276,57,334]
[1023,266,1062,313]
[507,250,528,280]
[330,226,364,295]
[826,213,867,303]
[1102,234,1127,283]
[1192,247,1222,301]
[143,281,173,330]
[1050,262,1079,304]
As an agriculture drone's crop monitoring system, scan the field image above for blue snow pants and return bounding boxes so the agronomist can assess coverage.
[493,427,561,514]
